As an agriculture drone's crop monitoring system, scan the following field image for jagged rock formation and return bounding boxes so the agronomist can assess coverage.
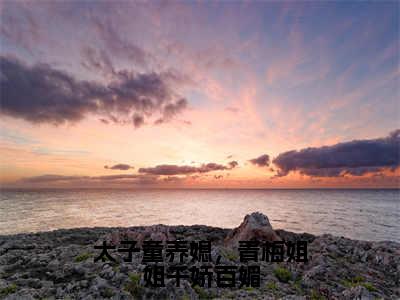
[224,212,281,247]
[0,213,399,299]
[104,225,176,246]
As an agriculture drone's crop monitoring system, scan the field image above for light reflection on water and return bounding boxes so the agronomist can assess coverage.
[0,189,399,242]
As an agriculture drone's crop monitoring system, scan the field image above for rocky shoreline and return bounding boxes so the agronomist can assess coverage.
[0,212,399,299]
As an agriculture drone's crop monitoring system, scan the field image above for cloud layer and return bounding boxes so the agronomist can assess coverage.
[0,56,188,127]
[249,154,270,167]
[273,130,400,177]
[104,164,134,170]
[138,161,238,175]
[20,174,159,186]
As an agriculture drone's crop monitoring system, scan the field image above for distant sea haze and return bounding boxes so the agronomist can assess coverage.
[0,189,399,242]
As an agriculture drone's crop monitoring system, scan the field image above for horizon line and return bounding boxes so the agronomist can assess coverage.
[1,187,399,191]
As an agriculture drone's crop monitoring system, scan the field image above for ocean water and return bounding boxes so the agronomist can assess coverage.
[0,189,399,242]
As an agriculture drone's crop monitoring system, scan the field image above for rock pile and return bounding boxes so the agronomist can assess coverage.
[0,212,398,299]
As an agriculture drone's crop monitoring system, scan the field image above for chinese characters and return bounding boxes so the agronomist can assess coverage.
[94,240,308,288]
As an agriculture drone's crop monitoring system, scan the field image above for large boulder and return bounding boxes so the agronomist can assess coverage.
[224,212,281,247]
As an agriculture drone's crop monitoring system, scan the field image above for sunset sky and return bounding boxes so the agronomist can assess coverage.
[0,1,399,188]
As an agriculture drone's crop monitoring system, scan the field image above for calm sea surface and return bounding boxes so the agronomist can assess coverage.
[0,189,399,242]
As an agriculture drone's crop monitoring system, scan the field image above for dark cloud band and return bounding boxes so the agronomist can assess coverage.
[138,161,238,175]
[0,56,188,127]
[249,154,270,167]
[104,164,134,170]
[272,130,400,177]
